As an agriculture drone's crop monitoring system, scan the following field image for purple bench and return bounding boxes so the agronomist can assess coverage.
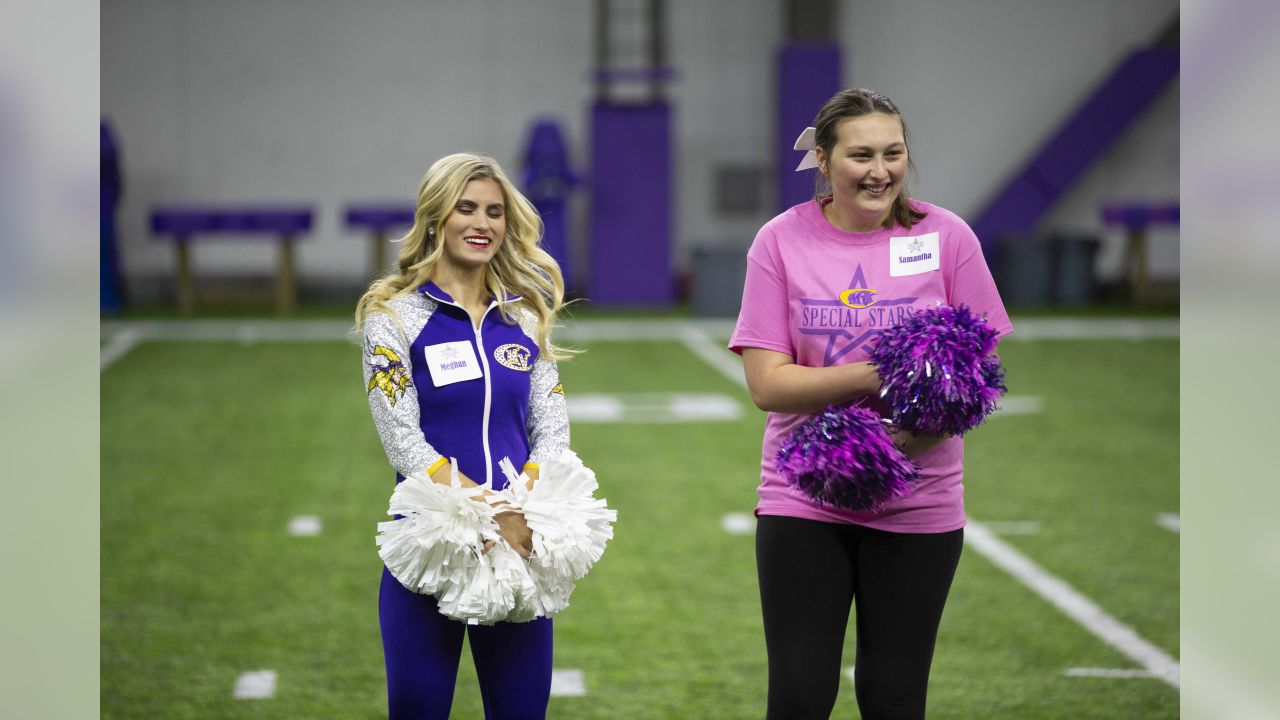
[344,204,416,278]
[150,206,314,315]
[1100,203,1178,303]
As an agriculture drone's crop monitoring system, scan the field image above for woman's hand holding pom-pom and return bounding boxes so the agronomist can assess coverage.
[868,304,1006,437]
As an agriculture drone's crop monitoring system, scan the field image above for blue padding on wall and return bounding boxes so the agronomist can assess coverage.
[588,102,672,305]
[776,44,840,212]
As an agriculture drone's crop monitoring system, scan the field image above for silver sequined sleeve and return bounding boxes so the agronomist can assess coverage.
[521,312,570,464]
[362,307,445,478]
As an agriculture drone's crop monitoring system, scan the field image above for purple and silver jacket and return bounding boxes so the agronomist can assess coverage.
[362,281,570,489]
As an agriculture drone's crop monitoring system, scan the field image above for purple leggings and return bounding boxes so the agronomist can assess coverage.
[379,567,554,720]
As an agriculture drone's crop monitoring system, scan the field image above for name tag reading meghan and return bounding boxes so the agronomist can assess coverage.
[889,232,940,277]
[423,341,483,387]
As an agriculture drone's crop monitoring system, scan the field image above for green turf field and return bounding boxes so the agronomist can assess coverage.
[101,320,1177,718]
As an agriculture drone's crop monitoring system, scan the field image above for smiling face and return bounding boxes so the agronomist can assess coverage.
[816,112,908,232]
[438,177,506,273]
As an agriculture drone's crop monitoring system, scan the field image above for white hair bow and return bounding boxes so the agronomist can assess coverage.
[793,126,819,171]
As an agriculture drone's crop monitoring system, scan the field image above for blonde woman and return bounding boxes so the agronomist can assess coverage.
[357,153,573,719]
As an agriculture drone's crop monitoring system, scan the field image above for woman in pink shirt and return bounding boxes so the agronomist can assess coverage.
[730,88,1013,719]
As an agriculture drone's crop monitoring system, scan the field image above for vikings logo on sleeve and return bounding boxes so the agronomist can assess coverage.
[493,343,532,372]
[367,344,412,406]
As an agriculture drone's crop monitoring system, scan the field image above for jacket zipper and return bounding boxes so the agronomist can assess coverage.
[420,286,519,487]
[473,301,497,486]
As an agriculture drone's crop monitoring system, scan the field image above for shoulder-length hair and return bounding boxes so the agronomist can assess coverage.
[812,88,928,230]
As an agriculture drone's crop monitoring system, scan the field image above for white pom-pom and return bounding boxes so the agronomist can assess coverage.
[374,452,616,625]
[484,540,545,623]
[434,548,514,625]
[376,461,503,613]
[496,451,617,618]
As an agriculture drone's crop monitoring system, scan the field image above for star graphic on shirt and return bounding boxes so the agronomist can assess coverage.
[907,238,924,254]
[443,346,461,361]
[799,263,917,367]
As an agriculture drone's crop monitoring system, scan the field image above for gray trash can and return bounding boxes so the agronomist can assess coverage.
[691,245,748,317]
[995,233,1054,307]
[1053,234,1100,305]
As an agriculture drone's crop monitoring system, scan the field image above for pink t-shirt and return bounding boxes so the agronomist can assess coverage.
[729,199,1013,533]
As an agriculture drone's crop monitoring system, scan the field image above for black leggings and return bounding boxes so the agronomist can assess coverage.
[756,515,964,720]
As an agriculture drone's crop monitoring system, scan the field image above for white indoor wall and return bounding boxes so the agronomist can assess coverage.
[840,0,1179,279]
[102,0,1179,293]
[103,0,597,286]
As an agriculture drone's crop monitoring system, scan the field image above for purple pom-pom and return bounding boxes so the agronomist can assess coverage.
[775,403,918,512]
[868,304,1007,436]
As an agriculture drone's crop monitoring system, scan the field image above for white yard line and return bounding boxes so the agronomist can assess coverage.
[567,393,742,423]
[550,669,586,697]
[287,515,322,536]
[677,324,748,389]
[101,316,1177,346]
[720,512,755,535]
[100,327,142,371]
[232,670,277,699]
[676,323,747,389]
[1156,513,1179,534]
[1064,667,1156,679]
[1005,318,1178,341]
[966,521,1179,689]
[992,396,1044,416]
[100,319,355,342]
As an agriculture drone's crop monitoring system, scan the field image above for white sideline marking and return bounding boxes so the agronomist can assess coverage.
[288,515,322,536]
[559,319,737,342]
[100,327,142,370]
[1005,318,1178,341]
[567,393,741,423]
[844,666,856,686]
[100,319,356,343]
[965,521,1179,689]
[99,316,1177,346]
[1064,667,1156,679]
[550,669,586,697]
[678,325,748,389]
[720,512,755,535]
[992,396,1044,416]
[568,395,624,422]
[1156,513,1179,534]
[232,670,277,699]
[982,521,1042,535]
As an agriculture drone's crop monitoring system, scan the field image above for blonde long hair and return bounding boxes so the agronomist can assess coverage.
[355,153,574,361]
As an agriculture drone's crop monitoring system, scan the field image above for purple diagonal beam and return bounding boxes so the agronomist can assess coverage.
[971,48,1178,252]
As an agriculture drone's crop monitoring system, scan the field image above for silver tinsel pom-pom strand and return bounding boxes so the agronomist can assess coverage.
[495,451,618,618]
[374,451,617,624]
[376,461,502,606]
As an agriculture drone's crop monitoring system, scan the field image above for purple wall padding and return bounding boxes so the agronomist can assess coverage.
[150,206,313,238]
[1101,203,1179,230]
[345,205,415,231]
[971,48,1178,252]
[776,44,841,212]
[588,102,673,305]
